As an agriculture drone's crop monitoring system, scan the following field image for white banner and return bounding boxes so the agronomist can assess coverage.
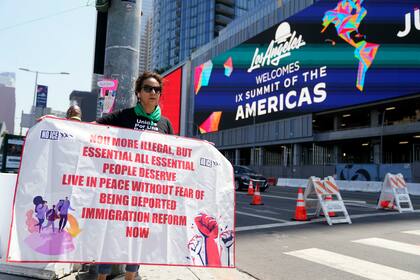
[0,173,17,261]
[7,118,235,267]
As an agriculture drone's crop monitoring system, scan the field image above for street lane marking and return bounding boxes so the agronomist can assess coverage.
[343,200,368,204]
[236,219,323,232]
[336,210,420,219]
[353,238,420,256]
[285,248,420,280]
[235,211,289,222]
[236,223,285,232]
[403,230,420,236]
[248,208,282,215]
[237,191,298,200]
[248,193,296,200]
[237,191,367,204]
[236,201,295,212]
[345,202,374,208]
[236,210,420,232]
[259,207,295,213]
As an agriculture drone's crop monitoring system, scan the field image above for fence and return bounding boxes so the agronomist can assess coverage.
[249,163,420,183]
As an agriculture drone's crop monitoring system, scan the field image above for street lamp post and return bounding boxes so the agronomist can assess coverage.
[18,68,70,109]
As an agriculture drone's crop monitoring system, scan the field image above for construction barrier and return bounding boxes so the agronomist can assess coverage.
[321,195,336,217]
[377,173,414,213]
[304,176,351,226]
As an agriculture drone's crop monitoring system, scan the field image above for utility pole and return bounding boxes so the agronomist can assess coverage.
[104,0,142,111]
[98,2,141,275]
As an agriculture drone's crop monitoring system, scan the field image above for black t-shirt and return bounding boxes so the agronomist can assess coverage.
[96,107,174,135]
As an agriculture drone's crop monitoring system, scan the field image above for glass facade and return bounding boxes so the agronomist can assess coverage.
[139,0,154,74]
[179,1,215,63]
[152,0,181,71]
[191,0,281,63]
[152,0,264,72]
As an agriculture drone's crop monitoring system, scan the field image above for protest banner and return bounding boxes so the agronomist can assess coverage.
[7,117,235,268]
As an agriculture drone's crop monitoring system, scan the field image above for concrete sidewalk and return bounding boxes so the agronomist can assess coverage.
[65,265,257,280]
[136,265,256,280]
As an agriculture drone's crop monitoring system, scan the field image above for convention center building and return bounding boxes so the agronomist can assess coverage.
[163,0,420,182]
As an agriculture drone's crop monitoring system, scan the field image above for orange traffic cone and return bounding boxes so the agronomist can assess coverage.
[293,188,308,221]
[247,180,254,195]
[250,183,264,205]
[323,194,336,217]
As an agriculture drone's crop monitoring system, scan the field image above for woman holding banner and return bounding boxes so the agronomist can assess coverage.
[96,71,173,134]
[96,71,173,280]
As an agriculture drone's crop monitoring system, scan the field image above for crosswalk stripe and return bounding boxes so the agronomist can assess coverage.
[285,248,420,280]
[353,238,420,256]
[403,230,420,236]
[235,210,289,222]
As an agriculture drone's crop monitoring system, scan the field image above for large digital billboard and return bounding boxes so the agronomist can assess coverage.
[161,67,182,134]
[194,0,420,133]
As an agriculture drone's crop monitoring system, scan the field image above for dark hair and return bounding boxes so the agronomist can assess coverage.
[135,72,163,94]
[66,105,82,120]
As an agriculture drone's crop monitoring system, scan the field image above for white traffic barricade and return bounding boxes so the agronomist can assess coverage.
[377,173,414,213]
[304,176,351,226]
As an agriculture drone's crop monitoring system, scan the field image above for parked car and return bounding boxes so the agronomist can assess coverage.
[234,165,269,192]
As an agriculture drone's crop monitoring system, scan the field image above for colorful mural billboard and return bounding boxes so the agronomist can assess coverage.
[194,0,420,133]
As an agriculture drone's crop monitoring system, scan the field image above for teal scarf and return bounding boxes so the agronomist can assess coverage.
[134,103,161,123]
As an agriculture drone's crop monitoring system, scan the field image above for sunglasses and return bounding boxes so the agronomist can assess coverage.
[142,85,162,94]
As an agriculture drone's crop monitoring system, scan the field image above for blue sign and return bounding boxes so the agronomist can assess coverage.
[36,85,48,108]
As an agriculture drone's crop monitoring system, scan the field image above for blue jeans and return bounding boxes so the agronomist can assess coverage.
[97,264,139,275]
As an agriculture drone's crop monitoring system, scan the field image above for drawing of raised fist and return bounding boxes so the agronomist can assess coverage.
[194,213,221,266]
[187,234,204,265]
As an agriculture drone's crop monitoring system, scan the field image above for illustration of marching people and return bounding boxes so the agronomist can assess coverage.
[32,195,74,233]
[57,197,75,232]
[33,197,48,233]
[43,204,59,232]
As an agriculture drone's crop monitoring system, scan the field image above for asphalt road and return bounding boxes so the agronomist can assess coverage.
[235,186,420,230]
[237,214,420,280]
[235,186,420,280]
